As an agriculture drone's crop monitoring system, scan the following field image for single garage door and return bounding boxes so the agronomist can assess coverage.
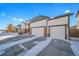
[50,26,65,39]
[31,27,44,37]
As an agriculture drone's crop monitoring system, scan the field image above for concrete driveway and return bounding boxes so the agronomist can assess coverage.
[38,39,75,56]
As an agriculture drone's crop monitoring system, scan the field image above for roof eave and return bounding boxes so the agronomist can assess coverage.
[49,13,73,20]
[30,17,49,23]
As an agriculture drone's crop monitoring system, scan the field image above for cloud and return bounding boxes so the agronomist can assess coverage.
[8,16,10,18]
[2,12,6,16]
[8,16,18,21]
[19,18,23,22]
[12,17,17,21]
[7,15,24,22]
[65,10,70,13]
[0,12,6,16]
[0,26,3,29]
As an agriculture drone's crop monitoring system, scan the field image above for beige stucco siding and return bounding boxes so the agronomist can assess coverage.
[30,19,46,27]
[77,14,79,29]
[48,16,68,26]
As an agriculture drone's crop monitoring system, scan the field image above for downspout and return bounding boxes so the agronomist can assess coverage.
[29,23,31,35]
[68,16,70,40]
[25,23,26,33]
[20,25,21,34]
[45,18,48,37]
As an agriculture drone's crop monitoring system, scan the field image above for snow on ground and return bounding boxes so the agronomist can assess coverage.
[0,35,16,40]
[70,41,79,56]
[33,41,42,44]
[23,37,52,56]
[70,37,79,40]
[0,36,38,52]
[0,33,18,40]
[18,44,27,50]
[0,50,5,55]
[65,37,79,56]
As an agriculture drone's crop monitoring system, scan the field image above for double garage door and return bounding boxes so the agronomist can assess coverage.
[31,26,66,39]
[50,26,65,39]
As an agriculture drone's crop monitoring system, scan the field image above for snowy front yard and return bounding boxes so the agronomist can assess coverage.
[0,36,78,56]
[0,35,18,40]
[0,36,47,56]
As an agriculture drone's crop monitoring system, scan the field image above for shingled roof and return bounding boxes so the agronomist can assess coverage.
[30,15,49,23]
[49,13,73,20]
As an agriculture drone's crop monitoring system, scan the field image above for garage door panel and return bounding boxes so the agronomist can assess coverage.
[50,26,65,39]
[32,28,44,36]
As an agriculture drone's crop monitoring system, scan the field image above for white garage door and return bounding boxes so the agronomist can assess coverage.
[50,26,65,39]
[31,27,44,37]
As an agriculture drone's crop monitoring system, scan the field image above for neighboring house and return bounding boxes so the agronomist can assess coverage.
[76,10,79,30]
[70,10,79,30]
[25,20,30,33]
[6,24,14,32]
[30,15,49,37]
[15,24,21,33]
[20,21,30,34]
[48,13,73,39]
[20,22,26,33]
[70,10,79,37]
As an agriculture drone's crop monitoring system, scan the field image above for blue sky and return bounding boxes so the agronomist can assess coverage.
[0,3,79,29]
